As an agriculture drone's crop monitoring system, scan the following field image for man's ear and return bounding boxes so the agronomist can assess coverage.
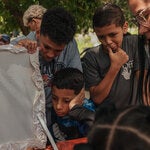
[123,21,128,34]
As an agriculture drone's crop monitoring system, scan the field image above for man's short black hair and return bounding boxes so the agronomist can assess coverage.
[93,3,125,28]
[40,7,76,45]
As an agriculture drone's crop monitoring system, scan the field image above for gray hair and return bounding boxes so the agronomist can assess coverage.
[23,4,47,26]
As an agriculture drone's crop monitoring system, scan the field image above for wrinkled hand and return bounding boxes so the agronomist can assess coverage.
[69,88,85,109]
[108,47,129,69]
[17,39,38,54]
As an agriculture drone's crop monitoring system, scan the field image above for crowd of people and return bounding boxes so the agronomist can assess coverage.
[1,0,150,149]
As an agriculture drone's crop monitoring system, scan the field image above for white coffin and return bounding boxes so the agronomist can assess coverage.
[0,45,46,150]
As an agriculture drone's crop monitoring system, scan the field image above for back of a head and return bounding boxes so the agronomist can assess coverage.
[40,7,76,45]
[23,4,47,26]
[52,68,84,95]
[93,3,125,28]
[86,105,150,150]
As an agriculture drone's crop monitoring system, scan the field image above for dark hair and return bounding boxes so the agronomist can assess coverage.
[93,3,125,28]
[74,105,150,150]
[52,68,84,95]
[137,36,150,105]
[40,7,76,45]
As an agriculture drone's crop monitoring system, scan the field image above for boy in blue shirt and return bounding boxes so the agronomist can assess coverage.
[47,68,95,143]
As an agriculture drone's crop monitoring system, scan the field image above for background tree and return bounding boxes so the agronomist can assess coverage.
[0,0,134,36]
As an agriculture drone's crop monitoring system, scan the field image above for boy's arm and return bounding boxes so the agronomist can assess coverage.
[68,90,95,127]
[90,47,129,104]
[69,105,95,127]
[69,88,85,109]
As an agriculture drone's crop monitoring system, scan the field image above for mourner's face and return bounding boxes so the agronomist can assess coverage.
[39,35,65,62]
[129,0,150,40]
[27,18,41,31]
[52,86,76,117]
[94,23,127,53]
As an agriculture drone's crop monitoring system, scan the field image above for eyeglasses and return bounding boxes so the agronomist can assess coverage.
[133,7,150,28]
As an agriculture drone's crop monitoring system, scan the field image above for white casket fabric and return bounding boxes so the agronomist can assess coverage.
[0,44,46,149]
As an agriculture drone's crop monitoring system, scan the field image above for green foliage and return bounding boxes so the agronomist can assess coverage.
[0,0,135,35]
[75,33,94,54]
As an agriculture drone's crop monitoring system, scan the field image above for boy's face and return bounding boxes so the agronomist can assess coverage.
[94,23,127,52]
[52,86,76,117]
[39,34,65,62]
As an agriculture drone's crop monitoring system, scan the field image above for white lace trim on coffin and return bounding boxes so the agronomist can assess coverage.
[0,45,47,150]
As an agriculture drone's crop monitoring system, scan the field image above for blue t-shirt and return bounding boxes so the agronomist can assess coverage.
[48,98,95,143]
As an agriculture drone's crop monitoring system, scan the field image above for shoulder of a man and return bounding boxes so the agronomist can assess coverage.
[81,45,100,58]
[86,45,100,53]
[65,38,77,50]
[61,38,83,71]
[122,34,139,52]
[123,34,139,44]
[26,31,36,40]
